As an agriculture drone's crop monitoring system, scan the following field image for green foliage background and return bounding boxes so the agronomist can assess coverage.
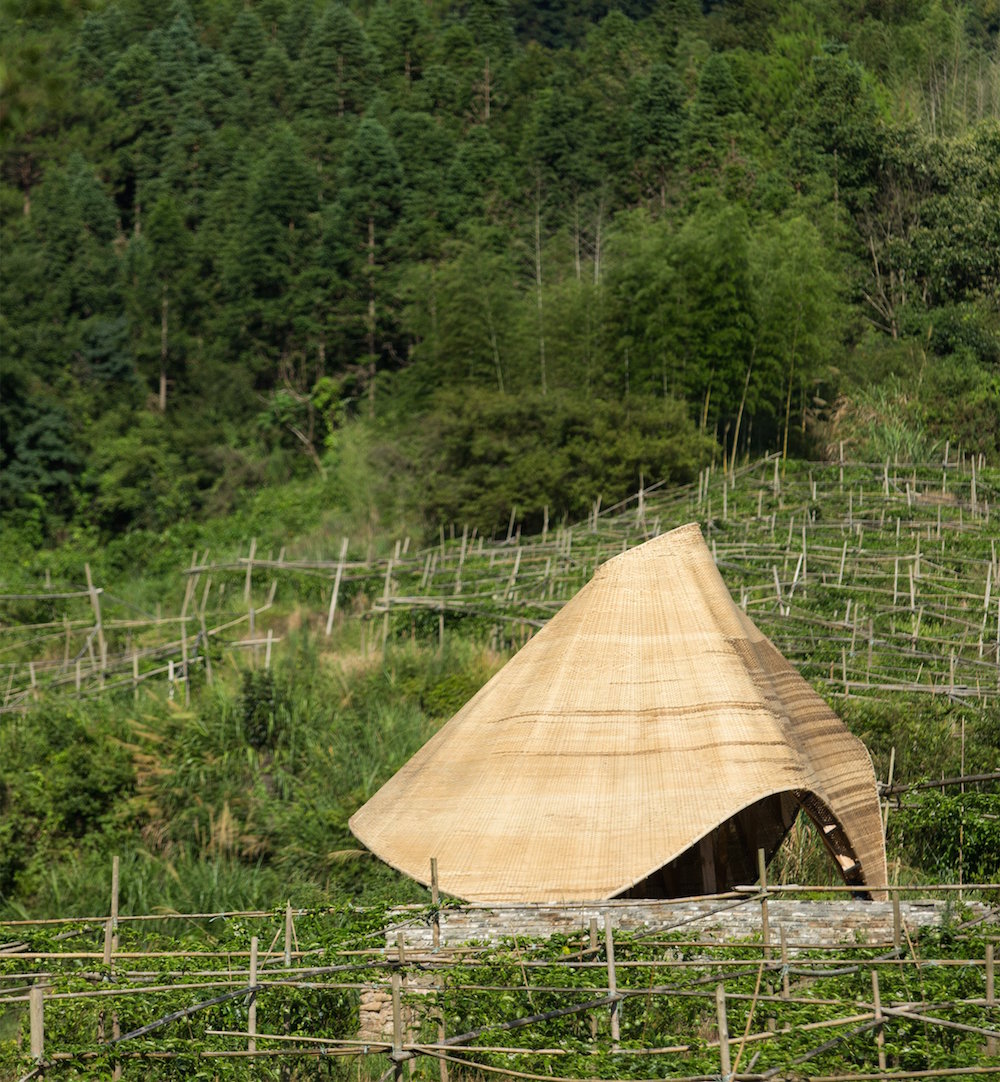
[2,1,1000,1075]
[3,0,1000,545]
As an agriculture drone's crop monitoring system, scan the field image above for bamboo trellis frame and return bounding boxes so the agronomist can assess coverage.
[2,454,997,711]
[3,881,998,1082]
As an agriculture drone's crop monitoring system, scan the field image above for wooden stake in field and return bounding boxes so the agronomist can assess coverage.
[85,562,107,682]
[871,969,887,1072]
[249,935,258,1053]
[758,848,771,959]
[325,538,350,636]
[604,913,620,1051]
[30,984,44,1061]
[715,984,731,1080]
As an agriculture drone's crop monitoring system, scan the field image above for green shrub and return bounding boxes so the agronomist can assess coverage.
[405,388,714,535]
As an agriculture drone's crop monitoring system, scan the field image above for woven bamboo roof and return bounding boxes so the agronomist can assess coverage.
[350,523,888,902]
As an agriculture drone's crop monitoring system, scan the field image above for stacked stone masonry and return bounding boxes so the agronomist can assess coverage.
[357,897,992,1040]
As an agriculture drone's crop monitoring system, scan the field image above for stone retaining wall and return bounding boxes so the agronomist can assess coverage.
[358,897,991,1040]
[390,897,970,951]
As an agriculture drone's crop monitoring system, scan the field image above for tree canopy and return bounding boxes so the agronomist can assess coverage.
[2,0,998,539]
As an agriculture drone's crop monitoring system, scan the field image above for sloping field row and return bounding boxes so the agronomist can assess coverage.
[1,881,997,1081]
[1,455,998,711]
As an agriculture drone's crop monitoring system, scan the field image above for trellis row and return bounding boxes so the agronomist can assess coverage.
[1,455,997,710]
[4,874,998,1082]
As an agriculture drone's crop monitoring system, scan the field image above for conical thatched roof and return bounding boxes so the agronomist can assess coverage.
[350,523,888,902]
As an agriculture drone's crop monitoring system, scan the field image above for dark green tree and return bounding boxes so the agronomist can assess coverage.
[328,119,403,413]
[298,4,375,121]
[629,63,685,206]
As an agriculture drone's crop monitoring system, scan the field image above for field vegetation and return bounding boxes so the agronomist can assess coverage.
[2,0,1000,1075]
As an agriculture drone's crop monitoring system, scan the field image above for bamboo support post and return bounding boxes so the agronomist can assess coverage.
[108,856,121,1078]
[715,984,731,1080]
[430,857,441,950]
[589,918,598,1042]
[249,936,258,1053]
[103,856,119,967]
[780,926,790,1000]
[882,747,896,838]
[85,563,107,679]
[200,612,213,684]
[758,848,771,959]
[180,553,197,706]
[454,526,468,594]
[391,970,404,1080]
[244,538,256,602]
[30,984,44,1061]
[871,969,886,1072]
[284,902,293,968]
[604,913,620,1051]
[325,538,349,636]
[437,1019,449,1082]
[382,556,394,650]
[988,944,996,1056]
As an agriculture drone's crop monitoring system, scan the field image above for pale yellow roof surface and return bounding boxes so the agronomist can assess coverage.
[350,523,888,901]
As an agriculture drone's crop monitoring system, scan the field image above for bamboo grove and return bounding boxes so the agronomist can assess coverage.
[3,0,1000,546]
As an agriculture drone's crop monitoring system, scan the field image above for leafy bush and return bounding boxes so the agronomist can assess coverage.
[406,389,714,535]
[893,791,1000,881]
[0,704,135,904]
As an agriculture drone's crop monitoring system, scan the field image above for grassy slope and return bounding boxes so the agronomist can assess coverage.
[1,455,998,920]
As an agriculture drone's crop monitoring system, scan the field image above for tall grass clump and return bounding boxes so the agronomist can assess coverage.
[0,632,503,917]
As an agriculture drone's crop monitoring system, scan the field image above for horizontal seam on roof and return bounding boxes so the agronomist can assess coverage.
[488,744,800,758]
[496,704,789,720]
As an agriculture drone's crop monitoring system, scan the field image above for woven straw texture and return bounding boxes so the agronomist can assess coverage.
[350,523,888,902]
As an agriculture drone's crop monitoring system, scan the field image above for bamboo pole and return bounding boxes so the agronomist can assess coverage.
[758,849,770,960]
[30,983,44,1060]
[871,969,886,1071]
[431,858,440,950]
[382,555,395,650]
[85,563,107,680]
[589,918,598,1042]
[325,538,350,636]
[988,944,996,1056]
[244,538,256,602]
[715,983,731,1079]
[392,969,404,1080]
[249,935,258,1053]
[603,913,620,1050]
[780,927,789,1000]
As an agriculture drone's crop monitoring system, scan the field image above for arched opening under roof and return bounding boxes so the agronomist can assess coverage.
[614,790,872,900]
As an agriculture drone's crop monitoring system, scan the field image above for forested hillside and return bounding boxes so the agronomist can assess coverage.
[2,0,999,550]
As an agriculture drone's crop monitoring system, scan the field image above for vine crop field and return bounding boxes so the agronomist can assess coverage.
[4,452,999,709]
[1,453,999,1079]
[2,889,998,1081]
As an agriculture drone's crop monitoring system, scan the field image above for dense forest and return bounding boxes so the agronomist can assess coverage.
[2,0,999,548]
